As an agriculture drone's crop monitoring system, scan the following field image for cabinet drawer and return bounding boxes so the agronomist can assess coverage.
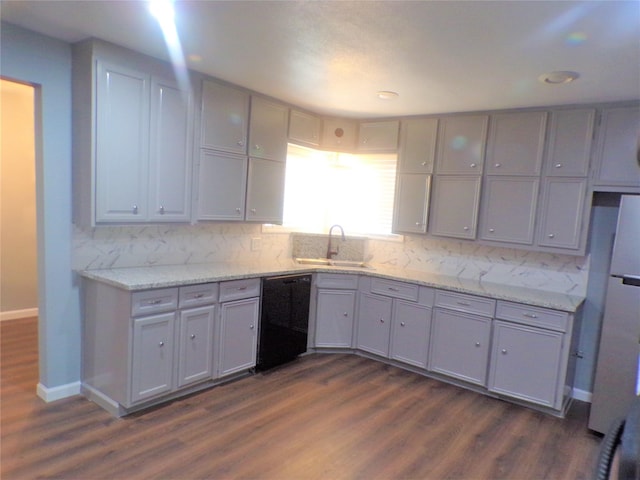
[495,301,568,332]
[179,283,219,308]
[131,288,178,317]
[315,273,359,290]
[435,290,495,317]
[370,278,419,302]
[219,278,261,302]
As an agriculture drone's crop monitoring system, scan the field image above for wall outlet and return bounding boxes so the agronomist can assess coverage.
[251,237,262,251]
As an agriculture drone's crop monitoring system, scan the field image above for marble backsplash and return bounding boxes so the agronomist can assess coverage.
[73,225,589,296]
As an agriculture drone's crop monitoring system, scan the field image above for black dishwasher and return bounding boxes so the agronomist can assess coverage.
[257,274,311,371]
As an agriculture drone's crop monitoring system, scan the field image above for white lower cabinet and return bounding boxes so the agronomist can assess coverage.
[177,305,215,388]
[357,292,393,356]
[488,320,563,408]
[217,279,261,377]
[389,300,432,369]
[428,308,492,386]
[314,274,358,348]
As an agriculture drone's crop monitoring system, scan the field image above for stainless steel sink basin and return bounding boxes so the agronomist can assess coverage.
[295,258,372,269]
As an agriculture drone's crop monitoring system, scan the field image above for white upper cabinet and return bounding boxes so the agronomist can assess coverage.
[435,115,488,174]
[95,61,150,223]
[429,175,481,239]
[322,118,357,151]
[398,118,438,173]
[245,157,286,223]
[200,80,249,155]
[197,151,247,221]
[593,104,640,190]
[544,109,595,177]
[288,109,321,147]
[148,77,193,222]
[249,96,288,161]
[486,111,547,175]
[357,120,399,152]
[393,174,431,234]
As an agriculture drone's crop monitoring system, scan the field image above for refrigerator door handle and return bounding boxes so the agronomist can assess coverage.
[622,275,640,287]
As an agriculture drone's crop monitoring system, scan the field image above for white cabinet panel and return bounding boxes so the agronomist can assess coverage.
[245,158,286,223]
[390,300,432,369]
[95,61,150,222]
[435,115,488,174]
[218,297,259,377]
[178,305,214,387]
[249,96,288,161]
[486,111,547,176]
[536,177,587,249]
[357,292,393,357]
[358,120,399,152]
[288,109,321,147]
[197,151,247,221]
[398,118,438,173]
[429,175,481,239]
[200,79,249,154]
[480,176,539,245]
[393,173,430,234]
[315,289,356,348]
[544,109,595,177]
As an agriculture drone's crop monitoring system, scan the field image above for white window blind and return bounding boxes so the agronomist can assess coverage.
[282,144,398,236]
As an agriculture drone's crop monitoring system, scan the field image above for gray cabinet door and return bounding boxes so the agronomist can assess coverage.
[435,115,488,174]
[480,176,539,245]
[390,300,432,369]
[536,177,587,249]
[148,76,193,222]
[486,111,547,175]
[249,96,288,161]
[315,289,356,348]
[200,79,249,154]
[245,157,286,223]
[393,173,430,234]
[219,297,259,377]
[357,292,392,357]
[544,109,595,177]
[488,320,563,408]
[197,151,247,221]
[177,305,214,388]
[95,60,149,222]
[358,121,399,152]
[131,312,175,403]
[429,175,481,239]
[593,105,640,188]
[428,308,491,386]
[288,109,321,147]
[398,118,438,173]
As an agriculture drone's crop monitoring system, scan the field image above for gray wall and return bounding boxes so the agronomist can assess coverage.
[1,23,81,392]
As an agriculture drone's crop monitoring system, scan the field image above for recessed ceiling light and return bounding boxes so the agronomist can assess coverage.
[376,90,399,100]
[538,71,580,85]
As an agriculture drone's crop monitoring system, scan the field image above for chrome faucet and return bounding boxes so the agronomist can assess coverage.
[326,224,346,259]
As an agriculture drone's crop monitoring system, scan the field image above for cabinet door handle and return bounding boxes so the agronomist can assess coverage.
[501,349,508,354]
[159,341,165,347]
[475,342,481,347]
[523,313,538,319]
[379,318,385,323]
[463,226,469,231]
[190,334,196,339]
[547,233,555,238]
[421,161,428,166]
[250,208,257,214]
[159,205,165,214]
[555,163,562,168]
[489,228,495,233]
[400,322,406,327]
[235,207,242,214]
[343,312,349,317]
[237,140,244,146]
[132,204,138,214]
[470,163,477,168]
[494,163,501,168]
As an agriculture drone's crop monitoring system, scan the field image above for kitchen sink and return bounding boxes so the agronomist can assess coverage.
[295,258,372,269]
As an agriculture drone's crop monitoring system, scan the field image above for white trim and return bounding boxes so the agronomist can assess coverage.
[37,381,81,402]
[0,308,39,321]
[572,388,592,403]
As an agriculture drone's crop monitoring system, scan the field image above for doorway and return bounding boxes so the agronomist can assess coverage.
[0,79,38,321]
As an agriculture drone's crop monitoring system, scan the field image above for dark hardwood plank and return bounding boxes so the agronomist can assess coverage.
[1,317,602,479]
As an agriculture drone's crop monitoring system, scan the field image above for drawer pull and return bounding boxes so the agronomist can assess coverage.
[388,287,400,292]
[237,286,248,291]
[148,299,163,305]
[457,301,471,307]
[193,293,205,299]
[523,313,538,319]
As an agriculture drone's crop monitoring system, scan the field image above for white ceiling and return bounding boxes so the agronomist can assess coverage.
[2,0,639,118]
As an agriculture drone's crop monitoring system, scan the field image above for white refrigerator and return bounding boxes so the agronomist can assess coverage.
[589,195,640,434]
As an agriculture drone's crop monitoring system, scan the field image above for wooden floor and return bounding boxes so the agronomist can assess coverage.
[1,317,602,479]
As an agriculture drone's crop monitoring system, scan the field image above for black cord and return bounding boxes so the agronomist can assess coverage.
[595,417,625,480]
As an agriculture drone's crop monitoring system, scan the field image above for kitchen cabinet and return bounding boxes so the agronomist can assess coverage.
[197,151,247,221]
[479,176,539,245]
[73,39,194,226]
[356,292,393,357]
[435,115,488,174]
[314,274,358,348]
[288,109,321,147]
[357,120,399,152]
[393,173,431,234]
[389,299,432,369]
[544,109,595,177]
[249,96,289,161]
[485,111,547,176]
[245,157,286,223]
[200,79,249,155]
[488,301,575,410]
[592,104,640,191]
[177,305,215,388]
[535,177,587,250]
[429,175,481,239]
[322,118,357,151]
[217,278,261,377]
[428,291,495,386]
[398,118,438,174]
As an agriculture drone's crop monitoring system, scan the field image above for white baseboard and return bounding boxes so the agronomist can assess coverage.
[37,381,81,402]
[1,308,39,321]
[572,388,592,403]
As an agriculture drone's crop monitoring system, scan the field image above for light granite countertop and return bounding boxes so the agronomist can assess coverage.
[79,260,585,312]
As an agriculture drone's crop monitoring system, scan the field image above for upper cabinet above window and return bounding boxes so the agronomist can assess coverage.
[248,97,289,161]
[288,109,321,147]
[201,80,249,155]
[357,120,399,152]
